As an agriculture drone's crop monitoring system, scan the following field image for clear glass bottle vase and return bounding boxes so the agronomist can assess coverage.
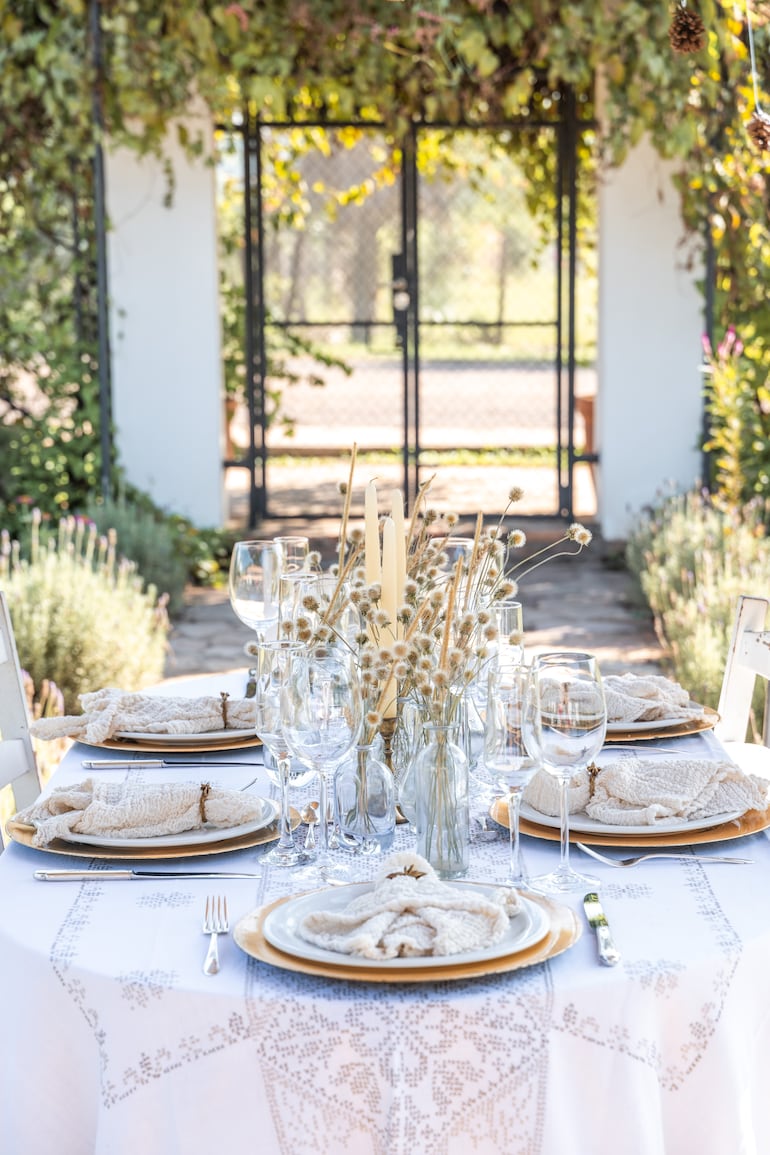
[392,695,424,829]
[413,722,470,879]
[334,741,395,855]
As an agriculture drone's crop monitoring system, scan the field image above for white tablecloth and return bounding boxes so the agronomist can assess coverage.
[2,676,770,1155]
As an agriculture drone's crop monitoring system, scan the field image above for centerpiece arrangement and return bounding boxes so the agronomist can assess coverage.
[249,444,593,877]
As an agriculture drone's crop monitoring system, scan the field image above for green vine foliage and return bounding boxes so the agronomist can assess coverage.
[704,325,770,506]
[2,0,770,523]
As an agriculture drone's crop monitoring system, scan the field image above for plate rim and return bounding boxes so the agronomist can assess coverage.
[604,705,717,743]
[5,805,299,860]
[491,797,770,848]
[48,796,279,849]
[115,727,248,744]
[75,732,262,754]
[234,889,581,983]
[262,882,550,970]
[518,798,745,838]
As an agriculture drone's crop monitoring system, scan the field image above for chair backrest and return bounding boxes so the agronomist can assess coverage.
[716,595,770,747]
[0,591,41,837]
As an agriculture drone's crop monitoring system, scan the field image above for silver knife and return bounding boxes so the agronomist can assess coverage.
[583,892,622,966]
[34,869,262,881]
[81,759,260,769]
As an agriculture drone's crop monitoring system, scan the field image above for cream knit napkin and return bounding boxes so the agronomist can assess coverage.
[298,852,522,960]
[13,778,267,847]
[524,756,769,827]
[603,673,704,725]
[29,687,256,745]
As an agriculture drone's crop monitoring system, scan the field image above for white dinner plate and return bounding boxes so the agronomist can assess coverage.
[262,883,550,970]
[49,796,279,849]
[115,728,254,745]
[519,799,745,838]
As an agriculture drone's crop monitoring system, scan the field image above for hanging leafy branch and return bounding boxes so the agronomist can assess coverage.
[2,0,770,523]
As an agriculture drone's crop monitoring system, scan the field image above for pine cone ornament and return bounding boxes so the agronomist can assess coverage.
[747,108,770,151]
[669,5,706,54]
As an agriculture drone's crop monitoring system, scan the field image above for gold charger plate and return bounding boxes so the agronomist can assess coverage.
[76,732,262,754]
[233,890,580,983]
[491,797,770,848]
[604,705,718,743]
[5,807,300,861]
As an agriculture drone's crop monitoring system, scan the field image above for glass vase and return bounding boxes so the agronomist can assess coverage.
[334,741,395,855]
[413,722,470,879]
[391,695,424,829]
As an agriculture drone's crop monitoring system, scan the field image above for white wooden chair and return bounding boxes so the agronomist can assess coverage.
[0,591,41,844]
[715,594,770,777]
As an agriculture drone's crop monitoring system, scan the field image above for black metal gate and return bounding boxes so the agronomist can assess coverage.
[223,93,597,525]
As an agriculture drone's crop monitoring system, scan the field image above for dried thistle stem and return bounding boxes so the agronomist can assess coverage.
[338,442,357,573]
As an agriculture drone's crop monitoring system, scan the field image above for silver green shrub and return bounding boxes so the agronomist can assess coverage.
[626,490,769,735]
[1,511,170,713]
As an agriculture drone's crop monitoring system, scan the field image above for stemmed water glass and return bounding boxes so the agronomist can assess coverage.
[228,540,280,644]
[252,639,313,868]
[483,665,538,888]
[466,597,525,838]
[492,598,524,674]
[524,650,607,893]
[274,535,310,574]
[280,644,363,882]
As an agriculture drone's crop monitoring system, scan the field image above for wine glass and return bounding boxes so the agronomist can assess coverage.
[274,535,310,574]
[492,598,524,674]
[442,536,475,572]
[252,639,312,868]
[524,651,606,894]
[483,665,538,888]
[228,540,280,643]
[280,644,363,882]
[279,571,313,633]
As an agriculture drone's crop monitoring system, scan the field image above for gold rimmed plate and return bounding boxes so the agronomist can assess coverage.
[233,889,580,983]
[4,807,300,861]
[75,731,262,755]
[604,706,718,743]
[491,797,770,848]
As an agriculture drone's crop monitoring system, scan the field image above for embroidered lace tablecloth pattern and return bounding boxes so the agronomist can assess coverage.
[1,727,769,1155]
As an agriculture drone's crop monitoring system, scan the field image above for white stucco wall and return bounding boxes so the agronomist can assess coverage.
[597,137,704,541]
[106,117,224,527]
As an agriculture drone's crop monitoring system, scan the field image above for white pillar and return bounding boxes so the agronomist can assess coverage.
[106,114,224,527]
[597,137,704,541]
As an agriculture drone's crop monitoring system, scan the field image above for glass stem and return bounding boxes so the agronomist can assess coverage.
[558,776,571,874]
[275,753,295,851]
[507,789,525,886]
[316,767,330,860]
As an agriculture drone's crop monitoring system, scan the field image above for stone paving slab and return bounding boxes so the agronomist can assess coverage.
[162,535,664,683]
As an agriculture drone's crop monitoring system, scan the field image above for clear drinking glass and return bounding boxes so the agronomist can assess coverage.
[253,639,312,868]
[442,536,475,573]
[280,644,363,883]
[228,540,280,643]
[274,535,310,573]
[279,571,315,634]
[524,650,607,894]
[483,665,538,888]
[492,598,525,675]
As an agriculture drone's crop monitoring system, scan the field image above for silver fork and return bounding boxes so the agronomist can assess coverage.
[576,842,753,868]
[202,895,229,975]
